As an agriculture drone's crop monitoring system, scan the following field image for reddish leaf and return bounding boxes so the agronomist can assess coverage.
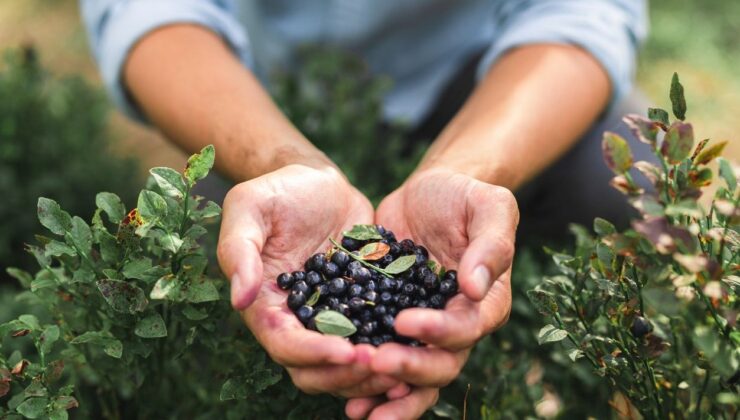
[632,217,696,254]
[688,168,712,187]
[54,395,79,410]
[610,175,642,195]
[358,242,390,261]
[44,360,64,384]
[602,132,633,174]
[0,368,10,397]
[12,329,31,337]
[633,161,662,186]
[693,140,728,165]
[11,359,29,376]
[661,122,694,164]
[645,334,669,358]
[690,138,710,161]
[623,114,659,146]
[0,382,8,398]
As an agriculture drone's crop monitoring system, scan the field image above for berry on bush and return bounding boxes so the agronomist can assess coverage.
[276,224,459,345]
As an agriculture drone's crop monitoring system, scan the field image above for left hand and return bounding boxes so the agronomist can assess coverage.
[346,168,519,419]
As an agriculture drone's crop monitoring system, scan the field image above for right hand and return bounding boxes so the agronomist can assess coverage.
[217,164,409,398]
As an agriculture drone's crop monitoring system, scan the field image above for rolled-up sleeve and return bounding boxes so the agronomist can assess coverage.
[80,0,252,122]
[477,0,647,108]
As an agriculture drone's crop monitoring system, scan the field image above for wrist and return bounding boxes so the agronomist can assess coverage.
[417,149,521,190]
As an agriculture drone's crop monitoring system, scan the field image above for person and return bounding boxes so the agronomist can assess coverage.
[81,1,648,418]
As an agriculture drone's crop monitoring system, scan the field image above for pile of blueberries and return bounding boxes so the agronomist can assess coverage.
[276,225,459,346]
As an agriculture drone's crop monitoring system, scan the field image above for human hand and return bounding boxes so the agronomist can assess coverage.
[346,168,518,418]
[217,164,407,398]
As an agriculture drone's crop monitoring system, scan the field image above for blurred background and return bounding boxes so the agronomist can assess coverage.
[0,0,738,276]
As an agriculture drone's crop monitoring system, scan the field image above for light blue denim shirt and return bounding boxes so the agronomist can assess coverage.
[81,0,647,126]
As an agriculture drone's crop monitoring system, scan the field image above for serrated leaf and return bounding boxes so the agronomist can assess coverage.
[718,158,737,191]
[537,324,568,345]
[647,107,669,126]
[95,192,125,223]
[184,144,215,185]
[186,280,220,303]
[40,325,59,355]
[135,314,168,338]
[602,132,633,174]
[37,198,72,235]
[314,310,357,337]
[384,255,416,274]
[358,242,390,260]
[593,217,616,236]
[150,167,186,198]
[670,72,687,120]
[96,279,148,313]
[306,289,321,306]
[342,224,382,240]
[16,397,48,419]
[622,114,659,145]
[661,122,694,164]
[137,190,168,223]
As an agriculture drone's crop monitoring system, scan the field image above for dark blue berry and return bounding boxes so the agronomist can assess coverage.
[314,283,329,297]
[349,284,364,298]
[443,270,457,282]
[323,262,341,278]
[296,305,314,323]
[365,280,378,292]
[355,335,371,344]
[373,304,388,317]
[341,237,362,251]
[347,260,362,271]
[381,314,395,330]
[631,316,653,337]
[370,336,384,347]
[439,279,457,297]
[277,272,294,290]
[305,253,326,272]
[400,239,415,253]
[306,271,322,287]
[329,277,348,295]
[422,271,439,290]
[416,300,429,308]
[287,292,306,310]
[402,282,416,295]
[352,318,362,329]
[360,321,377,336]
[349,297,365,312]
[331,251,350,269]
[414,251,428,267]
[375,225,387,235]
[388,306,399,316]
[417,288,428,299]
[379,291,393,305]
[364,291,378,303]
[380,254,394,266]
[360,310,374,322]
[381,334,394,343]
[350,267,371,283]
[326,296,340,308]
[292,271,306,282]
[429,294,445,309]
[292,281,310,295]
[336,303,351,317]
[397,294,412,308]
[389,242,402,257]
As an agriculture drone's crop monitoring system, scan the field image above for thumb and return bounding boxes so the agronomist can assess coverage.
[218,235,263,310]
[457,184,518,301]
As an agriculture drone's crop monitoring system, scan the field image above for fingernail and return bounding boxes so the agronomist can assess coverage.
[230,273,245,310]
[473,265,491,296]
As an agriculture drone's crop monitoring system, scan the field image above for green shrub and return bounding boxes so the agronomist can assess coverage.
[0,47,140,278]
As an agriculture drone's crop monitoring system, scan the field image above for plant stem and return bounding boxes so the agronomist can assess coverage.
[178,184,191,237]
[328,238,391,276]
[694,370,710,419]
[554,313,599,369]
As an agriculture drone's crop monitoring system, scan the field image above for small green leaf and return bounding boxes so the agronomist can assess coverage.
[526,290,559,316]
[567,348,584,362]
[593,217,616,236]
[341,224,382,240]
[19,314,41,331]
[314,310,357,337]
[150,276,181,301]
[670,72,687,120]
[693,140,726,165]
[181,305,208,321]
[220,378,247,401]
[647,107,669,126]
[96,279,148,313]
[69,216,92,254]
[122,258,153,280]
[16,397,48,419]
[661,122,694,164]
[186,280,220,303]
[602,132,633,174]
[622,114,659,145]
[150,167,186,198]
[184,144,215,185]
[44,241,76,257]
[306,289,321,306]
[135,314,168,338]
[70,331,123,358]
[40,325,60,355]
[537,324,568,345]
[95,192,125,222]
[157,232,183,254]
[6,268,33,288]
[384,255,416,275]
[37,198,72,235]
[137,190,168,223]
[357,242,390,260]
[718,158,737,191]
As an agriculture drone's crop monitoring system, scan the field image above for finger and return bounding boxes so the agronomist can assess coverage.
[370,343,468,387]
[243,306,356,366]
[393,275,511,350]
[346,396,384,419]
[458,184,518,300]
[289,368,400,398]
[386,382,411,400]
[217,186,268,310]
[367,387,439,420]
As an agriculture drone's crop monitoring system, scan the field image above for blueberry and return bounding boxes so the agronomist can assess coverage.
[380,254,394,266]
[365,280,378,292]
[439,279,458,297]
[329,277,348,295]
[422,271,439,290]
[400,239,415,253]
[351,318,362,329]
[306,271,322,287]
[379,291,393,305]
[360,310,374,322]
[443,270,457,282]
[341,237,362,251]
[305,253,326,272]
[360,321,377,336]
[292,271,306,283]
[416,300,429,308]
[296,305,314,323]
[349,267,371,283]
[276,272,295,290]
[400,267,416,281]
[287,292,306,310]
[349,297,365,312]
[415,266,431,281]
[375,225,387,235]
[383,232,396,243]
[417,287,428,299]
[355,335,371,344]
[347,260,362,272]
[370,336,384,347]
[414,251,428,267]
[292,281,310,295]
[429,294,445,309]
[397,294,412,308]
[381,314,395,330]
[314,283,329,297]
[306,317,318,331]
[373,304,388,317]
[315,304,330,312]
[331,251,351,269]
[336,303,351,317]
[389,242,402,257]
[349,284,364,298]
[631,316,653,337]
[381,334,394,343]
[388,306,399,316]
[402,283,416,295]
[323,262,341,278]
[363,290,378,303]
[326,296,340,308]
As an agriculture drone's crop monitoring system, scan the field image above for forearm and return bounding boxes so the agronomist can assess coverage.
[418,44,610,190]
[124,24,333,182]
